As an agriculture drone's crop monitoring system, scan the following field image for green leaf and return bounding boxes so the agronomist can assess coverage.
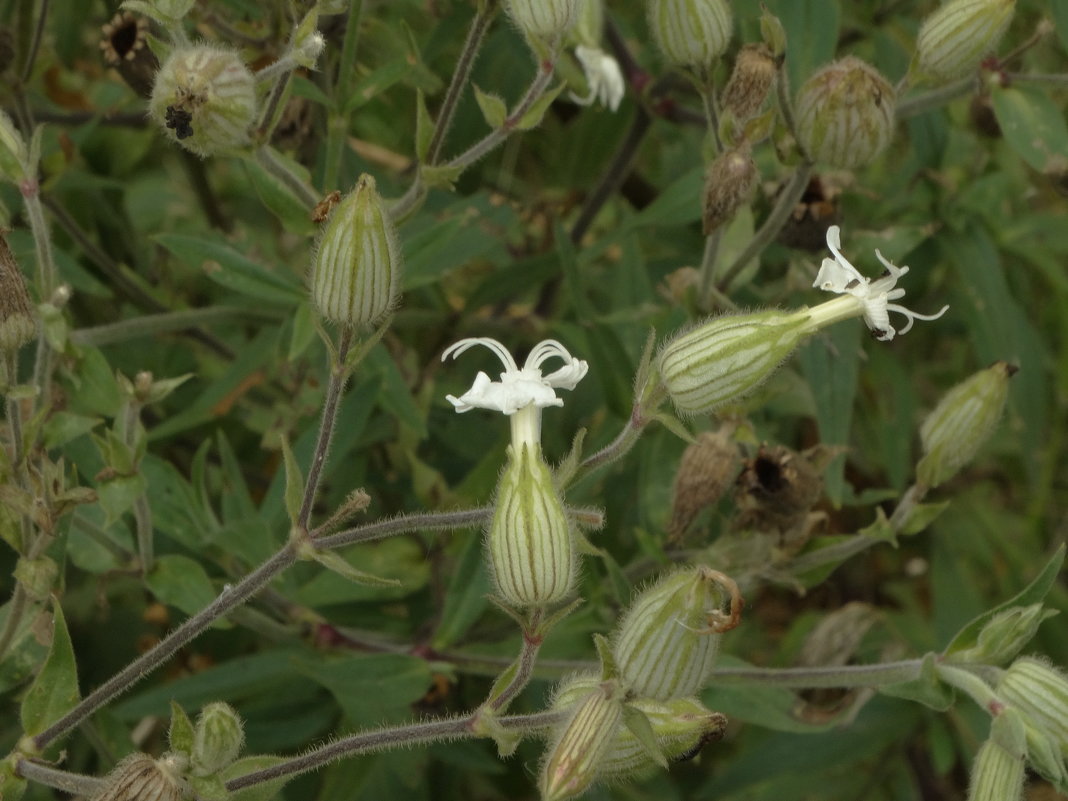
[156,234,304,306]
[990,85,1068,173]
[280,437,303,527]
[899,501,950,536]
[169,700,195,754]
[414,90,433,161]
[514,83,566,131]
[298,653,432,725]
[242,154,315,236]
[21,599,81,736]
[621,705,667,768]
[96,474,146,527]
[189,775,229,801]
[0,755,27,801]
[473,84,507,129]
[343,58,415,113]
[942,544,1065,657]
[146,555,230,628]
[42,412,101,449]
[431,532,490,649]
[420,163,463,191]
[305,546,400,588]
[878,653,955,711]
[223,756,291,801]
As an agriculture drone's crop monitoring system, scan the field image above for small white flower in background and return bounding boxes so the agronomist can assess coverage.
[813,225,949,341]
[570,46,625,112]
[442,337,588,445]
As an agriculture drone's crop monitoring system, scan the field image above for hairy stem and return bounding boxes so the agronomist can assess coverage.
[322,0,365,190]
[16,761,104,797]
[710,658,925,688]
[313,506,491,548]
[896,76,975,119]
[253,145,321,210]
[70,307,281,347]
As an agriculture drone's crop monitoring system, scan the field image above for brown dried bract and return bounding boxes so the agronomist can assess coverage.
[311,190,341,223]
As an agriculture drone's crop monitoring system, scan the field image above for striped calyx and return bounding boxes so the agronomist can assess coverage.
[310,174,401,329]
[917,361,1016,488]
[553,673,727,778]
[489,441,575,608]
[540,680,624,801]
[915,0,1016,83]
[647,0,732,74]
[998,658,1068,756]
[148,45,257,158]
[658,309,812,415]
[613,566,740,700]
[89,753,189,801]
[505,0,582,42]
[967,714,1027,801]
[796,57,896,169]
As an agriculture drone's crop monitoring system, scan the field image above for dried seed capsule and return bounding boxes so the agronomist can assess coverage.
[795,57,896,169]
[917,361,1016,488]
[0,230,35,354]
[667,430,739,542]
[915,0,1016,83]
[721,44,777,123]
[148,45,257,158]
[702,144,758,235]
[310,174,401,329]
[90,753,188,801]
[647,0,732,74]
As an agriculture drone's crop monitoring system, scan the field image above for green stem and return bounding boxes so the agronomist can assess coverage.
[16,760,103,798]
[935,663,1000,712]
[18,0,48,84]
[297,327,354,533]
[1004,72,1068,86]
[224,709,564,791]
[487,611,544,713]
[896,76,975,119]
[70,307,281,347]
[698,228,723,311]
[710,659,925,689]
[22,187,56,299]
[322,0,365,190]
[716,160,813,292]
[425,0,498,165]
[313,506,491,548]
[253,145,320,210]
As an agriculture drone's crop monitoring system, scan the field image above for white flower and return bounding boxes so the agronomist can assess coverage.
[442,337,588,446]
[813,225,949,341]
[570,45,625,112]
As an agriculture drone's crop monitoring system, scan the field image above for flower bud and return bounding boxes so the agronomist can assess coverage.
[998,658,1068,755]
[89,753,188,801]
[914,0,1016,83]
[946,604,1052,666]
[505,0,582,42]
[613,566,741,700]
[541,681,624,801]
[191,702,244,776]
[647,0,733,73]
[721,44,777,123]
[574,0,605,47]
[967,717,1026,801]
[0,230,36,355]
[702,144,758,235]
[489,442,575,608]
[795,57,896,169]
[658,309,813,416]
[310,174,401,329]
[552,674,728,777]
[917,361,1016,488]
[148,45,257,158]
[0,110,28,183]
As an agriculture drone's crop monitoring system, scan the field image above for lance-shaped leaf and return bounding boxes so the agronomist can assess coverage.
[21,599,81,736]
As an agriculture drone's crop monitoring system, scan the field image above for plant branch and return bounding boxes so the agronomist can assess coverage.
[253,145,321,210]
[70,307,281,347]
[709,658,925,689]
[896,76,975,119]
[16,760,104,797]
[313,506,491,548]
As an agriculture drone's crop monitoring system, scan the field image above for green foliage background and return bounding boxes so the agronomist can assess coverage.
[1,0,1066,799]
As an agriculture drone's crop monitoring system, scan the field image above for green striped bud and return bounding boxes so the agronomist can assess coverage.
[505,0,582,42]
[998,658,1068,757]
[658,309,812,415]
[310,174,401,329]
[0,231,36,355]
[540,681,624,801]
[946,603,1052,666]
[967,714,1026,801]
[796,57,896,169]
[553,674,727,777]
[0,110,28,183]
[191,702,243,776]
[90,753,188,801]
[613,566,740,700]
[647,0,733,73]
[914,0,1016,83]
[489,442,575,608]
[917,361,1016,488]
[148,45,257,158]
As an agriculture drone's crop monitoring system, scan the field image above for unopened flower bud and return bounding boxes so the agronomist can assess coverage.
[489,442,575,608]
[647,0,733,74]
[148,45,257,158]
[721,44,777,123]
[967,715,1026,801]
[613,566,741,700]
[658,309,813,415]
[998,658,1068,755]
[915,0,1016,83]
[553,674,728,777]
[946,604,1052,666]
[541,681,624,801]
[310,174,401,329]
[917,361,1016,488]
[505,0,582,42]
[0,110,28,183]
[667,430,739,542]
[796,57,896,169]
[702,144,758,235]
[89,753,188,801]
[0,231,36,354]
[191,702,244,776]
